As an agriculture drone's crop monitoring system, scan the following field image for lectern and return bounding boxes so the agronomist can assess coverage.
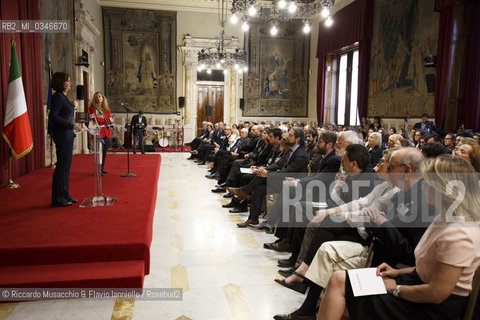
[80,122,116,207]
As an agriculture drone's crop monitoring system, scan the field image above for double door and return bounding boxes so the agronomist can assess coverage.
[196,85,224,136]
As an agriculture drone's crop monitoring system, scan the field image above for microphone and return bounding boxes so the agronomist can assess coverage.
[121,103,132,112]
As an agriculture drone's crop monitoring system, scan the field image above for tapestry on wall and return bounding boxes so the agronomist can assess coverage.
[244,20,309,117]
[368,0,439,117]
[40,0,73,105]
[103,7,176,113]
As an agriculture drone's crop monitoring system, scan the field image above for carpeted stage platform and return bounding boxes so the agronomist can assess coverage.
[0,154,161,288]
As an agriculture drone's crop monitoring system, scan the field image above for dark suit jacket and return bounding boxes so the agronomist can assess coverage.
[239,136,260,155]
[296,150,341,203]
[49,92,75,142]
[368,179,432,267]
[413,120,443,136]
[131,115,147,134]
[267,145,309,173]
[301,150,341,184]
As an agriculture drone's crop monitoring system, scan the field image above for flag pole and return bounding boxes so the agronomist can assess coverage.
[46,52,55,168]
[3,152,20,189]
[3,35,20,188]
[47,138,55,168]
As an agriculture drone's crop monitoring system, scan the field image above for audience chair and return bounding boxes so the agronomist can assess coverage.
[463,267,480,320]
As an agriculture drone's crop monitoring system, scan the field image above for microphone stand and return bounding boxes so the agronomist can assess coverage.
[120,104,136,178]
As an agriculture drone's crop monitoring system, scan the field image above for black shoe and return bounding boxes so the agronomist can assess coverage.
[212,188,227,193]
[102,170,109,174]
[278,267,296,278]
[229,206,248,213]
[273,310,316,320]
[222,201,236,208]
[278,256,296,268]
[205,174,217,179]
[223,192,233,198]
[187,156,194,160]
[69,198,78,204]
[274,278,309,294]
[52,201,73,207]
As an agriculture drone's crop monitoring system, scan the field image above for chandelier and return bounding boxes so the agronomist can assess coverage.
[230,0,335,34]
[197,0,248,74]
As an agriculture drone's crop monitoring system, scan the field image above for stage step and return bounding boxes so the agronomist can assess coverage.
[0,260,145,289]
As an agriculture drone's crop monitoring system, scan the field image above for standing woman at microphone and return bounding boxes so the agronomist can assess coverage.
[89,92,113,176]
[49,72,82,207]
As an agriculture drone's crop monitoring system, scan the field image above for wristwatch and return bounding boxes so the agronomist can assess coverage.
[392,284,401,297]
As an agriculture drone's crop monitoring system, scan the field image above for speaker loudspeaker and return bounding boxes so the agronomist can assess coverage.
[178,96,185,108]
[239,98,244,110]
[76,85,85,100]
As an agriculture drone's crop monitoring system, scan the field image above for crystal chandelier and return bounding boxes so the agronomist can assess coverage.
[230,0,335,34]
[197,0,248,74]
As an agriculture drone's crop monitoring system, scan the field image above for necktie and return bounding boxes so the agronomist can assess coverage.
[283,149,293,169]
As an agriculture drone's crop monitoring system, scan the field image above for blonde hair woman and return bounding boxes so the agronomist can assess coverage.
[89,92,113,175]
[317,155,480,320]
[367,131,383,166]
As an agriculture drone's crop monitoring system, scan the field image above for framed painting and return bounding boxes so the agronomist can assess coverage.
[244,20,309,117]
[103,7,176,113]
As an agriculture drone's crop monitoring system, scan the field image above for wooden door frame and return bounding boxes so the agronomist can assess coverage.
[195,81,226,136]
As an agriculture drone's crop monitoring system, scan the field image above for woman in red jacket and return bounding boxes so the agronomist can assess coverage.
[89,92,113,176]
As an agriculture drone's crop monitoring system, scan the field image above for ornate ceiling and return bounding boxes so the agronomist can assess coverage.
[98,0,350,14]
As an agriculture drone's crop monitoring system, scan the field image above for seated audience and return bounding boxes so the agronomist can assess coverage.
[367,132,383,166]
[317,155,480,320]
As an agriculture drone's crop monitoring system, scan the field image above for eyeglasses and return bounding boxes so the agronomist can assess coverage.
[387,162,407,171]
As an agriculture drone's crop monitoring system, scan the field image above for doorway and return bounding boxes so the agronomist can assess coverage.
[196,85,224,136]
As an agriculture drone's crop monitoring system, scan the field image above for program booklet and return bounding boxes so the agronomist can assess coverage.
[347,268,387,297]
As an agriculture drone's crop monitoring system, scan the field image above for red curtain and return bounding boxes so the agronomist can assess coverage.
[463,1,480,131]
[433,2,456,130]
[316,56,326,124]
[0,0,44,184]
[316,0,374,123]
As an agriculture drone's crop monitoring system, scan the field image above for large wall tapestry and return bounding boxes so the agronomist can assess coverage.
[40,0,73,105]
[368,0,439,117]
[244,20,309,117]
[103,7,176,113]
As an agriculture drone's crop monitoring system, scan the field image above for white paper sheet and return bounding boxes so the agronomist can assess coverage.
[347,268,387,297]
[240,168,253,174]
[311,202,328,208]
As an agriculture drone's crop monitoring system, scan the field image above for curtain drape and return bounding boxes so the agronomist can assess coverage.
[0,0,44,184]
[316,0,373,124]
[433,2,456,130]
[463,1,480,131]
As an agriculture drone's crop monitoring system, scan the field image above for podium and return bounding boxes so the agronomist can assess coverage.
[80,124,116,207]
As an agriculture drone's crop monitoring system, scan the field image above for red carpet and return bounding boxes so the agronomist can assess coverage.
[109,145,191,153]
[0,154,161,288]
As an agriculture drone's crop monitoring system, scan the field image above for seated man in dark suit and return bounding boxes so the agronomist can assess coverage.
[233,128,310,227]
[413,113,443,136]
[212,126,260,191]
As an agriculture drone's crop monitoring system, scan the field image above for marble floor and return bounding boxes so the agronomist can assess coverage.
[0,153,305,320]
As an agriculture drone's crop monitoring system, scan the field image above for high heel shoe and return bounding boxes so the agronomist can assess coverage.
[53,201,73,207]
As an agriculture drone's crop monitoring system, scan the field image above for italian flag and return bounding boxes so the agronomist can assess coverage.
[2,40,33,159]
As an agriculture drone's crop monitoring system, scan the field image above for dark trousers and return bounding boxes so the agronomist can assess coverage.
[226,159,254,186]
[101,138,110,171]
[52,139,73,205]
[133,131,144,154]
